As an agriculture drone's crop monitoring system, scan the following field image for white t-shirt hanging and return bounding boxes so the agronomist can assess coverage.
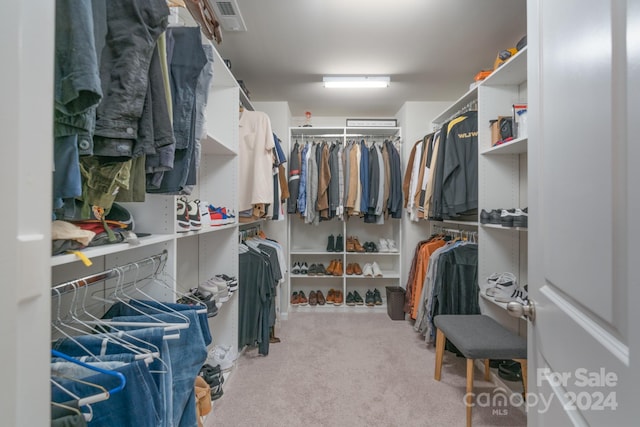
[238,110,275,210]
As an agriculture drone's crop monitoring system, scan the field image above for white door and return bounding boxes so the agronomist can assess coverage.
[526,0,639,425]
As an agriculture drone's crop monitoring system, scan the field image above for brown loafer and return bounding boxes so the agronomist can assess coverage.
[353,263,363,275]
[316,290,326,305]
[346,263,354,275]
[309,290,318,306]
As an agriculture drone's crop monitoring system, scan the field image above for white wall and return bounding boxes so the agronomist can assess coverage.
[252,101,292,320]
[395,101,451,290]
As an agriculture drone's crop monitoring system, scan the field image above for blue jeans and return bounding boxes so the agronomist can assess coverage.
[53,135,82,211]
[53,328,173,427]
[107,309,207,427]
[51,359,161,427]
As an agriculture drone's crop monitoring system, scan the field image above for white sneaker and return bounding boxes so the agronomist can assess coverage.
[494,286,528,304]
[371,261,383,277]
[386,238,399,252]
[199,200,213,227]
[207,345,235,371]
[199,277,230,303]
[187,199,202,231]
[362,263,374,277]
[378,238,390,252]
[486,272,517,297]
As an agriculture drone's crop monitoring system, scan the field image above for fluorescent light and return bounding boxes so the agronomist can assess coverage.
[323,76,390,88]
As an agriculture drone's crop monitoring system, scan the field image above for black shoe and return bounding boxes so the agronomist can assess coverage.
[373,289,382,305]
[500,209,517,227]
[498,361,522,382]
[365,290,375,306]
[513,208,528,228]
[308,264,318,276]
[335,234,344,252]
[327,234,335,252]
[316,263,326,276]
[346,292,356,306]
[480,209,491,224]
[489,209,503,224]
[353,291,364,305]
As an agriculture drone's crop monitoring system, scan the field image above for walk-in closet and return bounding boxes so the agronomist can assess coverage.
[3,1,639,426]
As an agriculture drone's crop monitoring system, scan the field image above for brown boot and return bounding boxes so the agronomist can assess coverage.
[326,288,335,304]
[346,236,355,252]
[346,263,354,275]
[333,260,344,276]
[326,259,337,275]
[333,290,344,306]
[352,236,366,252]
[353,262,363,275]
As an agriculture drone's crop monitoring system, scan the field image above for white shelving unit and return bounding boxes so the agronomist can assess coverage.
[287,126,403,312]
[50,25,247,356]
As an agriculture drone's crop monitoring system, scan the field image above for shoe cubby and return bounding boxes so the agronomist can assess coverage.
[286,131,404,312]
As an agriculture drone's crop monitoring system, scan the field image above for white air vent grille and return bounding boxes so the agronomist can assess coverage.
[208,0,248,31]
[216,1,236,16]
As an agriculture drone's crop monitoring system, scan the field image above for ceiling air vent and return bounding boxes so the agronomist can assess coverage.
[208,0,247,32]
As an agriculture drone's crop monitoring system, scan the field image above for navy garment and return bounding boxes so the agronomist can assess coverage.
[287,142,300,214]
[147,27,207,193]
[51,360,161,427]
[359,140,370,213]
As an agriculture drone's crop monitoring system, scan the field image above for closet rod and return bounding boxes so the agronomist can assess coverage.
[434,99,478,130]
[51,251,168,297]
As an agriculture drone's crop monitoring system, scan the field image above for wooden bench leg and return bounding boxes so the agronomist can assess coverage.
[515,359,528,395]
[434,329,445,381]
[466,359,474,427]
[484,359,491,381]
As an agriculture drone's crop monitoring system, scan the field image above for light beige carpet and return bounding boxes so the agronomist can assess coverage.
[206,311,526,427]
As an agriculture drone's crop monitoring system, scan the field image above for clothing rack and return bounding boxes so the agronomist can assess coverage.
[431,224,478,242]
[433,99,478,130]
[51,251,168,297]
[239,221,263,242]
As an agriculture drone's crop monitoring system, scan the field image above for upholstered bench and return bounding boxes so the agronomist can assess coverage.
[433,314,527,427]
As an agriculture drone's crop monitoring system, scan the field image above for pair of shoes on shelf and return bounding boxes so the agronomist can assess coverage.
[326,259,344,276]
[345,263,363,275]
[365,289,383,306]
[485,272,528,304]
[177,197,202,232]
[308,290,327,306]
[177,288,219,317]
[501,208,528,227]
[346,290,364,306]
[325,288,344,306]
[292,290,309,305]
[199,277,230,305]
[480,208,503,225]
[291,262,309,275]
[206,344,235,372]
[481,208,528,227]
[361,262,383,278]
[346,236,366,252]
[199,363,224,400]
[207,204,236,226]
[363,241,378,252]
[377,238,399,252]
[326,234,344,252]
[307,263,327,276]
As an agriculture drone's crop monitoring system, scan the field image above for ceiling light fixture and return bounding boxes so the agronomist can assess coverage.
[323,76,390,88]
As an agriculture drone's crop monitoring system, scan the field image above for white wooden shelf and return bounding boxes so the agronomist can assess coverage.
[51,233,175,266]
[480,292,526,320]
[480,223,528,232]
[201,133,238,156]
[346,252,400,256]
[441,219,479,226]
[291,303,387,313]
[177,222,238,238]
[346,271,400,279]
[480,47,528,87]
[290,250,340,255]
[481,137,528,155]
[290,274,344,279]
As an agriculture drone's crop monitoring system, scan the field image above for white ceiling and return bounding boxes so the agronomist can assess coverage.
[213,0,527,117]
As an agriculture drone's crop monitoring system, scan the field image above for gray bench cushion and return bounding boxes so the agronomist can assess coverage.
[434,314,527,359]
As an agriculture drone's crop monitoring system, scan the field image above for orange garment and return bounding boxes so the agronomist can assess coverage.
[410,239,446,319]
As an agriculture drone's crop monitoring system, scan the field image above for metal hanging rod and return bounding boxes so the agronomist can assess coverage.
[51,251,168,297]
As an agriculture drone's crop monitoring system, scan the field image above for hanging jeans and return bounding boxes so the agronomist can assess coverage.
[107,309,207,427]
[51,359,161,427]
[53,328,173,427]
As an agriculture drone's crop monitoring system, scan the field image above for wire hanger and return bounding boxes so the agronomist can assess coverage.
[51,349,126,405]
